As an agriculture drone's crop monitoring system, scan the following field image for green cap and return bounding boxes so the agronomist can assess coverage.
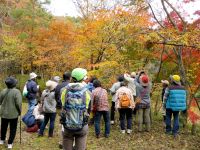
[71,68,87,82]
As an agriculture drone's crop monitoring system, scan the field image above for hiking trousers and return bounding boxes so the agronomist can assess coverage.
[110,102,115,121]
[94,111,110,136]
[138,108,150,131]
[166,109,179,135]
[119,108,132,130]
[1,118,18,144]
[63,125,88,150]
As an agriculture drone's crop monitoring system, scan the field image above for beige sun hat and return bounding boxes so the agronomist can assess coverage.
[46,80,58,91]
[161,80,169,85]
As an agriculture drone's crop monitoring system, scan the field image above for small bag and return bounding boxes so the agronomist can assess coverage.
[23,83,28,97]
[135,97,141,104]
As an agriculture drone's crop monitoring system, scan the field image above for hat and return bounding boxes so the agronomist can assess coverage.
[46,80,58,91]
[131,72,136,78]
[5,77,18,88]
[170,75,181,85]
[71,68,87,82]
[30,72,37,79]
[53,76,61,83]
[161,80,169,85]
[139,75,149,86]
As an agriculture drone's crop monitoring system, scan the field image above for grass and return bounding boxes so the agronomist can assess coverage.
[0,103,200,150]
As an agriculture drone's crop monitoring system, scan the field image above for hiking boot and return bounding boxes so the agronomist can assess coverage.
[38,133,43,137]
[96,134,100,139]
[104,134,109,138]
[0,140,5,145]
[110,121,114,125]
[8,144,13,149]
[59,144,63,149]
[121,130,125,134]
[127,129,132,134]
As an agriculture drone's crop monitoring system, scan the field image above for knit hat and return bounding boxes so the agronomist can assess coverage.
[139,75,149,86]
[161,80,169,85]
[170,75,181,85]
[5,77,18,88]
[46,80,58,91]
[30,72,37,79]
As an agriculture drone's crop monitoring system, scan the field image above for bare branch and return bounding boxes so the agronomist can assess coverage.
[161,0,178,30]
[163,0,186,32]
[147,2,165,28]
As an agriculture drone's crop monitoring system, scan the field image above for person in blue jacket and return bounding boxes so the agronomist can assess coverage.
[26,72,39,109]
[163,75,187,138]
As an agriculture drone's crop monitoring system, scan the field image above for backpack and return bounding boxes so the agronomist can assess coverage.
[42,90,56,113]
[61,88,88,131]
[119,93,131,108]
[22,107,36,127]
[23,82,28,97]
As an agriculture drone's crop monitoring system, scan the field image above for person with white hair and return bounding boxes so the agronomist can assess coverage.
[26,72,39,109]
[38,80,57,137]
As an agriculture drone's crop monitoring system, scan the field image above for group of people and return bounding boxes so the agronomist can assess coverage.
[0,67,187,149]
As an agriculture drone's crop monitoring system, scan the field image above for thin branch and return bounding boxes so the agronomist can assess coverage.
[161,0,179,30]
[148,2,165,28]
[152,42,200,49]
[163,0,186,32]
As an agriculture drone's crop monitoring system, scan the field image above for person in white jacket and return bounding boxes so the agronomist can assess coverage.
[33,102,44,128]
[115,82,135,134]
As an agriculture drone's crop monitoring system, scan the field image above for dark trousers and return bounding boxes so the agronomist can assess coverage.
[110,102,115,121]
[94,111,110,136]
[1,118,18,144]
[119,108,132,130]
[39,113,56,136]
[166,109,179,135]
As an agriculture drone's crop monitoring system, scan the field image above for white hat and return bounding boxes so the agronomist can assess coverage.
[30,72,37,79]
[131,72,136,78]
[161,80,169,85]
[46,80,58,91]
[53,76,61,83]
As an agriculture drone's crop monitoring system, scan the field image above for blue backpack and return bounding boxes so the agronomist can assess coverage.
[22,106,36,127]
[61,88,88,131]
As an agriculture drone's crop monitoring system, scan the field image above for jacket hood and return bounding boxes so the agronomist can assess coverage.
[67,83,86,92]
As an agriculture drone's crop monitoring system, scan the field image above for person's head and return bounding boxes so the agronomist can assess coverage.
[71,68,87,83]
[52,76,61,83]
[139,75,149,87]
[5,76,18,89]
[117,75,124,82]
[29,72,37,80]
[131,72,136,78]
[93,79,101,88]
[88,76,97,83]
[63,72,71,81]
[139,70,146,77]
[161,80,169,87]
[120,81,127,87]
[46,80,57,91]
[170,75,181,85]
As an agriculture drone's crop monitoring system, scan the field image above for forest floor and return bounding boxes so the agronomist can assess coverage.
[0,103,200,150]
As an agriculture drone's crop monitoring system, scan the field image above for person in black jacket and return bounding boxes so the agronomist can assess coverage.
[54,72,71,109]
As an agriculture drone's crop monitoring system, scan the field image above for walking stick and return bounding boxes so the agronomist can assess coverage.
[20,115,22,144]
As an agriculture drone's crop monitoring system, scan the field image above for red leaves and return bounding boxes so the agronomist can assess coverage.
[183,0,195,3]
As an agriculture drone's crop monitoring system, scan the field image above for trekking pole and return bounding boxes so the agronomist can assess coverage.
[20,115,22,144]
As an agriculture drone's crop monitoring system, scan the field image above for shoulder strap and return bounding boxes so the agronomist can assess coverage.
[1,89,10,105]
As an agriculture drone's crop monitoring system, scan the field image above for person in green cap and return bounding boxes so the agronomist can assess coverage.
[61,68,91,150]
